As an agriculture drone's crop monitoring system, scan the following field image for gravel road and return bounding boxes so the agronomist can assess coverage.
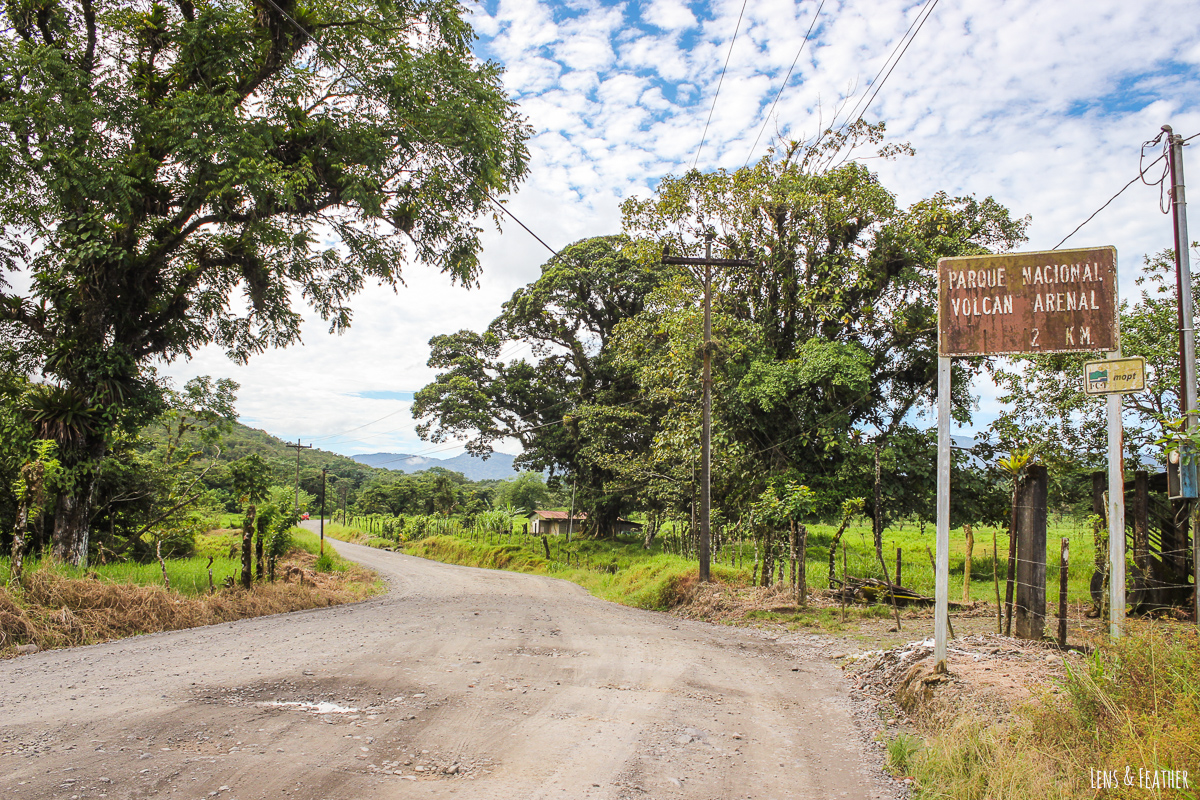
[2,535,897,800]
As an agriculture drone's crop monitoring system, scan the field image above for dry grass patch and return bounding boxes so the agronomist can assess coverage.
[856,622,1200,799]
[0,549,376,656]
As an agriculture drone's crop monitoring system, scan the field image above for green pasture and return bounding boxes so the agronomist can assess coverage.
[1,526,353,592]
[387,515,1105,612]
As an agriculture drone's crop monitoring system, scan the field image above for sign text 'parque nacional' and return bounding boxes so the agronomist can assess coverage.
[938,246,1118,356]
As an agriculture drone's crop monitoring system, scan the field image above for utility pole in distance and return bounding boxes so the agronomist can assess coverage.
[663,232,755,583]
[320,468,328,556]
[286,439,313,512]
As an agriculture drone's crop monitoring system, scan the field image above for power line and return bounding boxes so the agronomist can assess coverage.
[744,0,825,167]
[361,396,646,468]
[257,0,559,258]
[307,406,411,443]
[693,0,750,170]
[315,368,645,453]
[1052,131,1197,251]
[308,337,539,447]
[835,0,942,135]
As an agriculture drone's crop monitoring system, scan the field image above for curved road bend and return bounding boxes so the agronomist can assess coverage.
[2,534,894,800]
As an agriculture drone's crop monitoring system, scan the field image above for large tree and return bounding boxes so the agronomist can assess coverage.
[616,123,1028,543]
[0,0,529,564]
[412,235,671,535]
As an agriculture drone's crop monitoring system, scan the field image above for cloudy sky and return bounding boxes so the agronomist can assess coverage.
[161,0,1200,459]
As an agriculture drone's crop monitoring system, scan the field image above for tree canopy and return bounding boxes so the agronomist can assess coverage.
[611,125,1026,532]
[413,234,672,535]
[415,126,1029,539]
[0,0,530,563]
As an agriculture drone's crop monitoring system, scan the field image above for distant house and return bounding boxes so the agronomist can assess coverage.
[527,510,641,536]
[527,510,584,536]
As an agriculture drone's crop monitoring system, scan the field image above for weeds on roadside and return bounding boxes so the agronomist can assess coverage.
[909,622,1200,799]
[885,731,922,777]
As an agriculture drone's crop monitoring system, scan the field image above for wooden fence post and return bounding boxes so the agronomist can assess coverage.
[1015,465,1049,640]
[962,523,974,603]
[992,529,1001,634]
[1058,537,1070,647]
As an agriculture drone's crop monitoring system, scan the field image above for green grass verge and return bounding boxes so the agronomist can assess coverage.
[800,517,1099,606]
[403,534,747,611]
[311,521,370,545]
[0,527,358,593]
[1,551,243,596]
[395,514,1103,614]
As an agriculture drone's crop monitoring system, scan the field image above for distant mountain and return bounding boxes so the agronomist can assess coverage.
[352,451,521,481]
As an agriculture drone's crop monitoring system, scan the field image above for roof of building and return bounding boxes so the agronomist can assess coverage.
[528,510,587,520]
[527,510,642,528]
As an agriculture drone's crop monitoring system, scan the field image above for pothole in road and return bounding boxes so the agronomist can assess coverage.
[258,700,360,715]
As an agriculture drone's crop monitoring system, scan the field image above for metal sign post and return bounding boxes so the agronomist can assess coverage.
[935,356,951,670]
[938,247,1123,661]
[1107,364,1125,638]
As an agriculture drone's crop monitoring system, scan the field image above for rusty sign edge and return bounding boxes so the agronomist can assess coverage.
[937,246,1119,357]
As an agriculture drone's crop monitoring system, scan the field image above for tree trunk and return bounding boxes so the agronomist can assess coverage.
[761,531,774,586]
[789,520,797,597]
[797,523,808,606]
[10,501,29,584]
[50,439,105,567]
[255,519,265,580]
[241,507,257,590]
[752,534,760,586]
[52,491,91,567]
[827,517,854,584]
[873,442,884,562]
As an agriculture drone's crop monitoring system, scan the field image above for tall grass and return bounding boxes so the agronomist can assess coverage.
[1,553,242,596]
[0,537,377,655]
[1,529,356,600]
[910,622,1200,799]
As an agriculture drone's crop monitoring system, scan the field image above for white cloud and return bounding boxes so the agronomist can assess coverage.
[147,0,1200,453]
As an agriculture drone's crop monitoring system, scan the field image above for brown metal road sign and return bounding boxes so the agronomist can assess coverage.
[937,246,1118,356]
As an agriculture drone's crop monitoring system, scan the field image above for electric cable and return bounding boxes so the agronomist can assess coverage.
[833,0,942,136]
[1052,131,1197,250]
[693,0,750,170]
[258,0,559,257]
[359,396,646,468]
[743,0,825,167]
[306,406,410,443]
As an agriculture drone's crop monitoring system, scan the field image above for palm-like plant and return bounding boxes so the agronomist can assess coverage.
[21,385,96,447]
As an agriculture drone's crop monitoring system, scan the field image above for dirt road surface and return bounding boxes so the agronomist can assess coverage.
[2,537,897,800]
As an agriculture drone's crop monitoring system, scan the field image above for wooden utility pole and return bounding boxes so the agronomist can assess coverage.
[662,235,754,583]
[286,439,313,512]
[1164,124,1199,630]
[566,481,576,542]
[320,468,328,555]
